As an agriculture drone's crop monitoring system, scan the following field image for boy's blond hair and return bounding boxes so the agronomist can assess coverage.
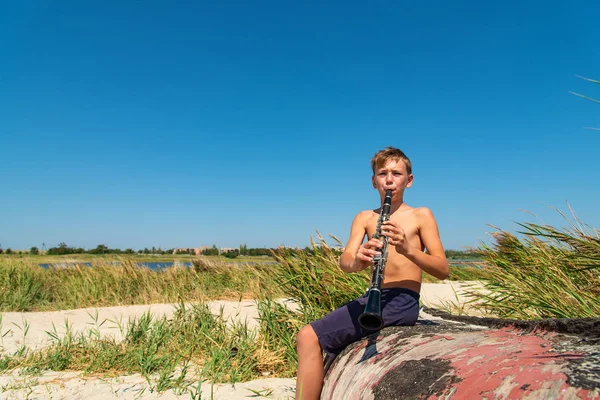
[371,147,412,175]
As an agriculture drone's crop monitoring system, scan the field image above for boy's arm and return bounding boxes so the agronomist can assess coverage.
[339,212,372,273]
[407,208,449,280]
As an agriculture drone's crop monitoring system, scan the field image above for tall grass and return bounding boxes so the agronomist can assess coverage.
[249,233,369,373]
[472,208,600,319]
[269,233,368,322]
[0,257,279,311]
[0,302,284,392]
[0,235,484,313]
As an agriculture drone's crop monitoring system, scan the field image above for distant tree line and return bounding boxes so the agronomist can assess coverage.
[201,244,274,258]
[444,249,481,259]
[1,244,480,259]
[5,242,278,257]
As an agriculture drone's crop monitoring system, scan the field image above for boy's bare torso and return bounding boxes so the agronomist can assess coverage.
[363,205,424,293]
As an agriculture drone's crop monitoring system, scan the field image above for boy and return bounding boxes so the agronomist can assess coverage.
[295,147,449,400]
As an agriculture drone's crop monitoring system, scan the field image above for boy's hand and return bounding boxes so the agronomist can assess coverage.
[353,238,384,270]
[381,220,410,255]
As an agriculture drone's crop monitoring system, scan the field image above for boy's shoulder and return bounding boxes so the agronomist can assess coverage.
[353,209,377,225]
[395,206,439,227]
[411,206,434,215]
[357,209,377,217]
[406,206,437,222]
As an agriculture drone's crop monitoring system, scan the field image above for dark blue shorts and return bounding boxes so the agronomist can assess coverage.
[310,287,420,356]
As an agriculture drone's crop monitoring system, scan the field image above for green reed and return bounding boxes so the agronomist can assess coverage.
[269,233,368,322]
[471,207,600,319]
[0,258,280,312]
[254,233,372,374]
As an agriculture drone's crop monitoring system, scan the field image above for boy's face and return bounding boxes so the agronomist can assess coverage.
[372,159,413,199]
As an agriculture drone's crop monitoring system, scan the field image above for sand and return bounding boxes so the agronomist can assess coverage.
[0,281,479,399]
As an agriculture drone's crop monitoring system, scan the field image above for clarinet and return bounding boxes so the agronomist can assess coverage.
[358,189,393,331]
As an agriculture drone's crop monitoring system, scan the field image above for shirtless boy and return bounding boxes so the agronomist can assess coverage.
[295,146,449,400]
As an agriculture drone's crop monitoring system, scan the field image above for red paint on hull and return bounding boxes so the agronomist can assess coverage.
[434,328,593,399]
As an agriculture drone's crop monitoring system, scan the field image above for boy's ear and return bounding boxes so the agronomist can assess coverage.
[371,175,376,188]
[406,174,414,188]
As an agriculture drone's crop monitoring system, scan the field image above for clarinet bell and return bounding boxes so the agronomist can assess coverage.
[358,289,384,330]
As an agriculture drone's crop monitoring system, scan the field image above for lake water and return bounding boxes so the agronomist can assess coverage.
[38,261,278,271]
[448,259,485,268]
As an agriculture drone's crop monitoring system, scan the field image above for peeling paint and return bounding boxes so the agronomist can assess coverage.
[321,311,600,400]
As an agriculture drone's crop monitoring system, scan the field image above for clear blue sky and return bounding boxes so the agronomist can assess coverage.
[1,1,599,251]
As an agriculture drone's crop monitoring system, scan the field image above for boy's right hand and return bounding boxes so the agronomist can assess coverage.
[353,239,384,270]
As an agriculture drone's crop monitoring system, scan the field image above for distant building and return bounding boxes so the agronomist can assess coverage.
[277,245,301,250]
[219,247,238,254]
[172,246,210,256]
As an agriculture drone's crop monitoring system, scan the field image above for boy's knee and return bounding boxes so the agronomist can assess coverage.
[297,324,319,350]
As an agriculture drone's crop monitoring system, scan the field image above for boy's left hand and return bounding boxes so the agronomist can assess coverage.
[381,220,410,255]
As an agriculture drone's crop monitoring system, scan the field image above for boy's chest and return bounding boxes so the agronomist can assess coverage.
[366,212,419,240]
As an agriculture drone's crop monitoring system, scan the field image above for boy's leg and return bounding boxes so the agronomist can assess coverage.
[296,297,368,399]
[296,325,324,400]
[380,288,420,327]
[294,290,419,399]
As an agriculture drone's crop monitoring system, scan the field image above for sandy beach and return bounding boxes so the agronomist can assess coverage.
[0,281,481,399]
